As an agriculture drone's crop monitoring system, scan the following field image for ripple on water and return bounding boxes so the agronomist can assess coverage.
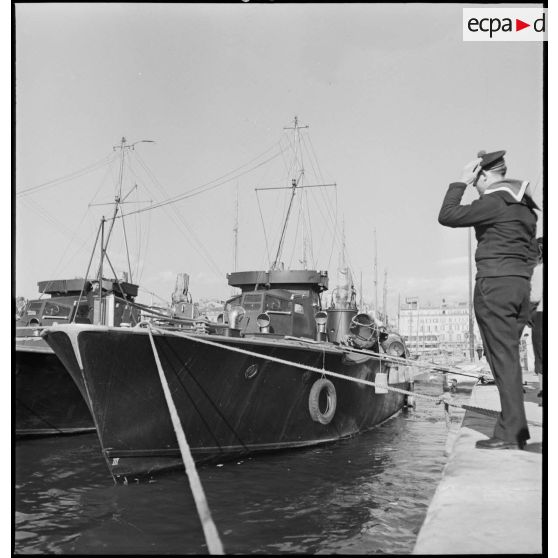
[15,382,463,554]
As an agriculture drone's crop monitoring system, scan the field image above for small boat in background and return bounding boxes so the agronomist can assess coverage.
[16,137,167,438]
[15,276,140,437]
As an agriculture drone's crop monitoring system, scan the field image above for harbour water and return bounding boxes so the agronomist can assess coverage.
[15,379,464,554]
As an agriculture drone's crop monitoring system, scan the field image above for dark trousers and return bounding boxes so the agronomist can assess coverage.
[531,309,543,375]
[474,276,531,444]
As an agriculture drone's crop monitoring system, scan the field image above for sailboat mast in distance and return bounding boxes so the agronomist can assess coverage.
[233,183,239,273]
[383,269,388,325]
[374,227,378,314]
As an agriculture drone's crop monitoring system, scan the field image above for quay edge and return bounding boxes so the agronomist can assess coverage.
[413,375,543,555]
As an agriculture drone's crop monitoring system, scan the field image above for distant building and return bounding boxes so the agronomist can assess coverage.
[197,298,225,321]
[398,298,481,359]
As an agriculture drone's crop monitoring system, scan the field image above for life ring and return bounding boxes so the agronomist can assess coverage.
[308,378,337,425]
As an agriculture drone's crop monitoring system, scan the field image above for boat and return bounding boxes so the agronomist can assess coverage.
[15,276,140,437]
[15,137,162,438]
[41,119,412,481]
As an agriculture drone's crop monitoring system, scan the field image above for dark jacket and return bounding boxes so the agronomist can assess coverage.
[438,180,538,279]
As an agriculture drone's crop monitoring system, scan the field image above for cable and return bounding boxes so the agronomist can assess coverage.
[16,153,117,197]
[120,144,286,219]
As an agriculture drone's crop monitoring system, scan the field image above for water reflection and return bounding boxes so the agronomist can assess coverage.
[15,380,460,554]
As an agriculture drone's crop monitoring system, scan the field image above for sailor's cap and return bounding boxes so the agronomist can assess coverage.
[477,150,506,170]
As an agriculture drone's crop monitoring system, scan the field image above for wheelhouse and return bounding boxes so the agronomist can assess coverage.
[223,269,328,339]
[15,277,140,329]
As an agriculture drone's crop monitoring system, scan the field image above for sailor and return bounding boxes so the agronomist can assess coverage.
[438,150,539,450]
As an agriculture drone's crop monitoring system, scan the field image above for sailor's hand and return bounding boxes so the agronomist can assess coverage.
[460,158,482,186]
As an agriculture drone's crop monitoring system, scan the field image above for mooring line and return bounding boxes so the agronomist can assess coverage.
[146,326,224,555]
[133,315,486,380]
[335,343,486,380]
[149,327,542,428]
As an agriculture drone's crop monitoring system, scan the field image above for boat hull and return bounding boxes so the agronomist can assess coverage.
[43,325,410,480]
[15,339,95,437]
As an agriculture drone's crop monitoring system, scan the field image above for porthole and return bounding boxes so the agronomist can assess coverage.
[244,364,259,380]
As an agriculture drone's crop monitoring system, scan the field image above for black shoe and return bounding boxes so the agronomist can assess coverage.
[475,437,524,450]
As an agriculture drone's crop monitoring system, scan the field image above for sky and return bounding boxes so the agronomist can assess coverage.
[14,3,545,320]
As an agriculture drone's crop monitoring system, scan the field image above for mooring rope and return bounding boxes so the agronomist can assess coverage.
[333,343,487,380]
[134,316,487,381]
[146,326,224,555]
[147,326,542,428]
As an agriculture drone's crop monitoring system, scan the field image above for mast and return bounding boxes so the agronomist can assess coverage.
[233,182,239,273]
[301,191,308,269]
[99,137,126,274]
[373,228,378,314]
[98,217,105,323]
[382,268,388,325]
[256,117,335,271]
[96,136,154,282]
[231,183,240,296]
[359,270,363,309]
[272,116,308,269]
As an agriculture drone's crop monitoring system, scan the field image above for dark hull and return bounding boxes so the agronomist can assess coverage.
[44,326,410,480]
[15,342,94,437]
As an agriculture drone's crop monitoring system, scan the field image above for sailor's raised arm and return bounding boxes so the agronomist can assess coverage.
[438,183,501,227]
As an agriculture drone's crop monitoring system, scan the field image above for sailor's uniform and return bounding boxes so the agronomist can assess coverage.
[438,178,538,445]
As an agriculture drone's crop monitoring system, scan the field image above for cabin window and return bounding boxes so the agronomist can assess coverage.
[288,289,311,298]
[26,301,43,316]
[242,294,263,311]
[264,296,291,312]
[43,301,71,318]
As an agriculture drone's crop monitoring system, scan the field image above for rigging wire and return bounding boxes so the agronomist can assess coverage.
[16,153,117,197]
[303,188,316,268]
[255,190,272,268]
[305,135,342,252]
[118,143,286,219]
[131,151,224,279]
[116,156,152,283]
[36,162,118,290]
[19,197,88,243]
[138,285,170,306]
[287,200,304,269]
[302,134,341,261]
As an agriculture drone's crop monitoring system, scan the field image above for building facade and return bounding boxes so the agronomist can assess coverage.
[398,298,482,359]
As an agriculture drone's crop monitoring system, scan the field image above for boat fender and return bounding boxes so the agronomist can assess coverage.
[308,379,337,425]
[374,371,389,394]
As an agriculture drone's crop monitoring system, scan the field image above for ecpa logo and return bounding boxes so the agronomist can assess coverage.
[463,8,547,41]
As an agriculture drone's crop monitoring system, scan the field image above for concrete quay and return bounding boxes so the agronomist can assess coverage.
[413,374,543,555]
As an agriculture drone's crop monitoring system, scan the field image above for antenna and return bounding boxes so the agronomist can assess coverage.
[233,182,239,273]
[256,117,335,270]
[373,228,378,314]
[96,137,155,282]
[383,268,388,325]
[359,270,363,309]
